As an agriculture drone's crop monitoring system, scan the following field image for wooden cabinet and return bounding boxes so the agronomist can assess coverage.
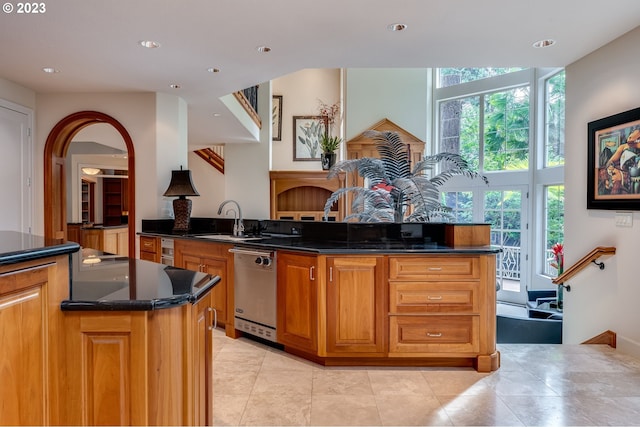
[277,252,318,353]
[103,226,128,256]
[0,262,49,425]
[82,226,128,256]
[61,289,215,426]
[324,256,386,356]
[269,171,346,221]
[190,290,215,425]
[388,255,498,371]
[81,179,95,223]
[67,222,82,244]
[103,177,127,226]
[140,235,160,262]
[0,255,70,426]
[175,239,232,329]
[82,227,102,250]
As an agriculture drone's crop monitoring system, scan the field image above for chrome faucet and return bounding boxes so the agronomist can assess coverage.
[217,200,244,237]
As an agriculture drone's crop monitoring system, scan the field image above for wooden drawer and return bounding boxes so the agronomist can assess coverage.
[140,236,158,253]
[139,251,156,262]
[389,256,479,280]
[389,282,478,314]
[389,316,479,354]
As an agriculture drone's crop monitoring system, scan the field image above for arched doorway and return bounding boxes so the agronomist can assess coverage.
[44,111,136,256]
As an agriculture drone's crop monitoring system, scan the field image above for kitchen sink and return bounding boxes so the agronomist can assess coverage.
[193,234,263,242]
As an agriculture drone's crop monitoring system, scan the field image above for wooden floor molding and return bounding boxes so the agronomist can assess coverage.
[582,330,617,348]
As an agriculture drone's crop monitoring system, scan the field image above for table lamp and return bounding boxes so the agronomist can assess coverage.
[163,167,200,233]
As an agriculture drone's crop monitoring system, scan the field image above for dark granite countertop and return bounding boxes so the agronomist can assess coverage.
[0,230,80,266]
[61,248,220,311]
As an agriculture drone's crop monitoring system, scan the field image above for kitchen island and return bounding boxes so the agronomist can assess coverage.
[0,231,220,426]
[141,219,502,372]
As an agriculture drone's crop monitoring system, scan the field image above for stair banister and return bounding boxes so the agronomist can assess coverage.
[552,246,616,290]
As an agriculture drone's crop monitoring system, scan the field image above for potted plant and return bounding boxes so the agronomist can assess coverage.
[318,100,342,170]
[320,134,341,170]
[323,130,488,222]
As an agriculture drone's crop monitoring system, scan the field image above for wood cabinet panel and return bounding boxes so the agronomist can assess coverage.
[63,313,148,426]
[0,260,61,426]
[191,292,214,426]
[389,282,478,314]
[325,256,386,355]
[270,171,345,221]
[62,290,215,426]
[0,286,46,426]
[389,256,479,280]
[277,252,318,352]
[175,239,232,327]
[103,227,128,256]
[389,316,479,354]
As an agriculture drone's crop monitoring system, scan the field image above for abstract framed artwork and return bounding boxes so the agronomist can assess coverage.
[292,115,327,161]
[587,106,640,210]
[272,95,282,141]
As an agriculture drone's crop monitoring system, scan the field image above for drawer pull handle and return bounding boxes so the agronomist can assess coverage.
[427,332,442,337]
[428,296,443,300]
[427,267,442,271]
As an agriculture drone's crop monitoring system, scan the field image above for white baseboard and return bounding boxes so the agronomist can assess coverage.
[618,335,640,359]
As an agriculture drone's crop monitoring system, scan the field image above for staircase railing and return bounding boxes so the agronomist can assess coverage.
[194,145,224,174]
[233,86,262,129]
[552,246,616,290]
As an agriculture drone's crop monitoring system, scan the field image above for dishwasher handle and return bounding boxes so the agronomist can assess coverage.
[228,247,274,258]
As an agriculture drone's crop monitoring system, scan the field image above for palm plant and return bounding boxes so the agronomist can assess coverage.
[323,130,488,222]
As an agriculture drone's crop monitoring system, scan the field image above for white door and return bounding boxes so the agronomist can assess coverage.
[483,186,528,305]
[0,101,32,233]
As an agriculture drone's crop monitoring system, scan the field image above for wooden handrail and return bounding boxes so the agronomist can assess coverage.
[552,246,616,286]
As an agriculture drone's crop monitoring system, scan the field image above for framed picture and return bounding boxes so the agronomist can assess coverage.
[272,95,282,141]
[293,115,328,161]
[587,106,640,210]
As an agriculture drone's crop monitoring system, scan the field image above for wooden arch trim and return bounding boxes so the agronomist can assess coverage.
[44,111,136,256]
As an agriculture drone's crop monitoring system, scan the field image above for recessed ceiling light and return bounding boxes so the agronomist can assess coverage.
[387,23,408,32]
[169,84,181,89]
[207,67,220,73]
[533,39,556,48]
[256,46,271,53]
[42,67,59,73]
[139,40,161,49]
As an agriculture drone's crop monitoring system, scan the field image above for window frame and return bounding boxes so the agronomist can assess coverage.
[432,67,564,292]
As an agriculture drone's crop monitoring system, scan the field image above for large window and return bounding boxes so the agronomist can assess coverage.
[435,68,564,297]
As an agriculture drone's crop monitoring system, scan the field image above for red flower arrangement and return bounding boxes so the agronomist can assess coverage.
[550,242,564,275]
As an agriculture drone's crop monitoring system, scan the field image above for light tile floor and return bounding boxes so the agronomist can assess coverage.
[212,329,640,426]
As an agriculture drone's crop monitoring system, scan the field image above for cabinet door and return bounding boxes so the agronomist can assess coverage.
[201,257,228,327]
[82,229,102,251]
[190,291,214,426]
[0,266,48,426]
[326,256,386,355]
[103,230,118,254]
[277,252,317,352]
[175,239,231,327]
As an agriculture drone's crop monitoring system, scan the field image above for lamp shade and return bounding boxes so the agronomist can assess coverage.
[163,169,200,197]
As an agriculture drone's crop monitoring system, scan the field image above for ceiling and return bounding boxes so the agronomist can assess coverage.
[1,0,639,148]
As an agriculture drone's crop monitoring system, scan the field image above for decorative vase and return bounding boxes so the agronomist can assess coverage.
[321,152,336,170]
[556,263,564,312]
[557,284,563,312]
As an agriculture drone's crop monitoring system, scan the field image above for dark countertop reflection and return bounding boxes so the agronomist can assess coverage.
[0,230,80,266]
[61,248,220,311]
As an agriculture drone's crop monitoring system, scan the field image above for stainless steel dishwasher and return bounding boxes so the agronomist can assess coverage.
[229,247,277,342]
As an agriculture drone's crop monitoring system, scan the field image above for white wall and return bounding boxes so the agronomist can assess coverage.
[0,77,35,109]
[271,69,341,170]
[222,83,272,220]
[345,69,429,143]
[565,26,640,356]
